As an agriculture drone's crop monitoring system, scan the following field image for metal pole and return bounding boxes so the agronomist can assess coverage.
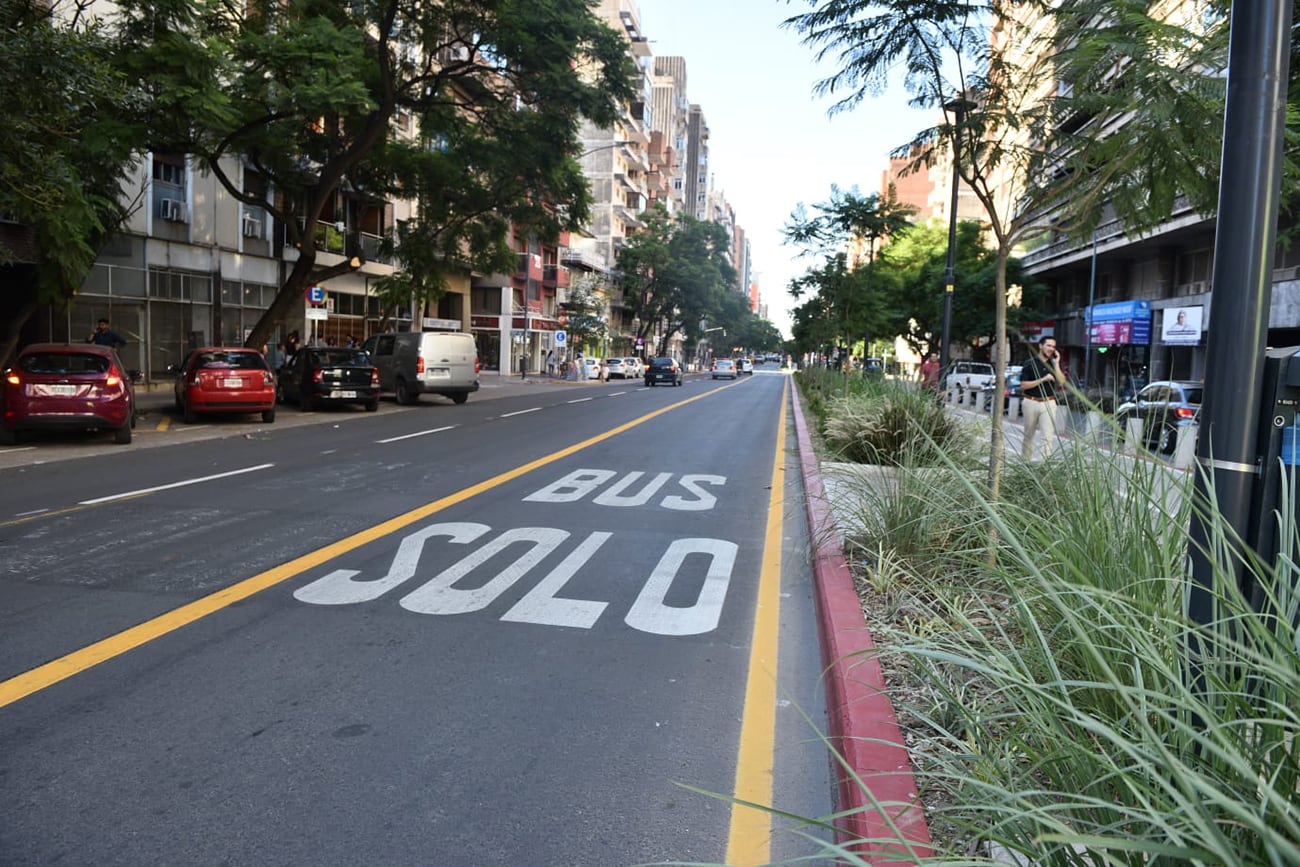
[1187,0,1291,627]
[1084,230,1097,390]
[939,99,966,377]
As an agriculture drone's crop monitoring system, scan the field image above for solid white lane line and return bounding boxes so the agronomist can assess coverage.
[500,407,542,418]
[14,509,49,517]
[0,447,37,453]
[608,391,626,396]
[376,426,456,443]
[567,398,593,404]
[79,463,276,505]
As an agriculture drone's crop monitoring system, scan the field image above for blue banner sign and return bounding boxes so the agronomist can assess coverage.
[1086,300,1151,323]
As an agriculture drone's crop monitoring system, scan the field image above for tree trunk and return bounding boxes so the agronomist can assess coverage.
[0,296,41,369]
[244,249,319,350]
[988,247,1011,500]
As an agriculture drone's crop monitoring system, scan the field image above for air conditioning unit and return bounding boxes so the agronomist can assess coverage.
[242,213,263,239]
[157,198,186,222]
[446,44,470,63]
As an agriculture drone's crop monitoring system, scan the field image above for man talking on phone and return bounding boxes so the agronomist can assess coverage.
[1019,336,1065,460]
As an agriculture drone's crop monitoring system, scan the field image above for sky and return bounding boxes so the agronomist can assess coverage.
[633,0,932,338]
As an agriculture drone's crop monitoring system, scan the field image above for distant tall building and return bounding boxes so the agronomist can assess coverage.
[652,56,689,214]
[685,105,710,221]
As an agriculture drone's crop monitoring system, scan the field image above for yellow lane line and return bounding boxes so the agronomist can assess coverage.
[725,385,787,866]
[154,414,172,432]
[0,388,718,709]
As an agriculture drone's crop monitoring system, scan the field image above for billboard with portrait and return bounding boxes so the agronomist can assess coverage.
[1161,305,1203,345]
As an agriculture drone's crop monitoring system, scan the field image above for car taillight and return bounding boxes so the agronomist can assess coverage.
[105,365,122,387]
[475,358,481,374]
[4,370,19,386]
[416,355,425,374]
[312,367,323,384]
[263,371,274,385]
[1176,407,1196,420]
[371,367,380,385]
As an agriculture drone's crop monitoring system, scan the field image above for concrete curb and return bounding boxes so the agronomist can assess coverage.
[789,382,933,861]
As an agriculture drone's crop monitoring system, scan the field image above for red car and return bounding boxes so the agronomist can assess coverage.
[0,343,136,445]
[174,347,276,424]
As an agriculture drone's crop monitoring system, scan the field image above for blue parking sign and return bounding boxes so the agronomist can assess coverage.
[554,330,567,346]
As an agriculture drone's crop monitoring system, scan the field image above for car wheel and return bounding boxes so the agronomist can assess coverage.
[647,380,655,387]
[174,392,183,411]
[365,398,379,412]
[0,425,16,446]
[451,393,468,405]
[395,378,414,405]
[262,407,276,424]
[1158,424,1178,455]
[182,400,197,424]
[275,382,285,404]
[675,378,682,386]
[114,423,132,444]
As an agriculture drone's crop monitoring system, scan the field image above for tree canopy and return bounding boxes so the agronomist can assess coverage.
[111,0,637,349]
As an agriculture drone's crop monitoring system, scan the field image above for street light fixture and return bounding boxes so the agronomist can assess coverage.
[939,94,975,378]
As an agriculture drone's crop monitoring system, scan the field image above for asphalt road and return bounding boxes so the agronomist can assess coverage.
[0,370,834,866]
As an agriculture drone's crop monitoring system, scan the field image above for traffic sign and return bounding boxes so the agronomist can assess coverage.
[306,285,325,304]
[554,330,567,346]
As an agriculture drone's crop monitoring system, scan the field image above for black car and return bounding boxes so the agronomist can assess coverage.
[1115,379,1202,455]
[278,346,380,411]
[644,357,683,387]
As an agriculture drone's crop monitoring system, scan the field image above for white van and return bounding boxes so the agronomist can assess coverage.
[362,332,480,405]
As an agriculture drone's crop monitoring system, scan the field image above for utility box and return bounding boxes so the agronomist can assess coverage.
[1245,346,1300,609]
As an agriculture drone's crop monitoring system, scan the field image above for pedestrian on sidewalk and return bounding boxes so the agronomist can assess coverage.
[919,351,940,394]
[1020,336,1065,460]
[87,318,127,349]
[546,349,556,378]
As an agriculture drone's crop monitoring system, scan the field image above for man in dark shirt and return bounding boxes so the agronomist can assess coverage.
[1020,336,1065,460]
[87,318,127,349]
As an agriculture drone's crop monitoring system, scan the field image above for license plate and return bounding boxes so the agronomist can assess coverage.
[222,378,243,388]
[429,368,450,379]
[330,390,358,398]
[43,384,78,396]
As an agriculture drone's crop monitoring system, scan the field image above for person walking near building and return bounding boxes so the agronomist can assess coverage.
[546,349,556,377]
[919,351,940,394]
[86,318,127,349]
[1020,336,1066,460]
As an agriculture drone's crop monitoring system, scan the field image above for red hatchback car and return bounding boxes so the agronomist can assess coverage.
[0,343,136,445]
[174,347,276,424]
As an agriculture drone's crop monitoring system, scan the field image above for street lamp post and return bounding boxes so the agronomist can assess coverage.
[939,95,973,378]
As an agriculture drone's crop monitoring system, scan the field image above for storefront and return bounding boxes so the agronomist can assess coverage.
[1086,300,1152,397]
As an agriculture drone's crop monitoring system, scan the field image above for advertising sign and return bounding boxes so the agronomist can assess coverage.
[1161,305,1204,345]
[1086,300,1152,346]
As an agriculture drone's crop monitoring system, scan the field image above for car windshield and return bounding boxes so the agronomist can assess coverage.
[315,349,370,365]
[195,351,267,370]
[19,353,111,374]
[651,358,674,367]
[716,360,733,367]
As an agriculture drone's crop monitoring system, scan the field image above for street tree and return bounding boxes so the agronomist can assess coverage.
[0,0,145,365]
[785,0,1230,494]
[784,185,915,373]
[561,272,609,362]
[616,204,737,357]
[112,0,636,351]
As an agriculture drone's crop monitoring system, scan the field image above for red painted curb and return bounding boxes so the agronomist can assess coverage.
[789,382,933,862]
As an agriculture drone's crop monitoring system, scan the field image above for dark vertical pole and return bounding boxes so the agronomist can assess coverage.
[1084,231,1097,390]
[1187,0,1292,627]
[939,105,962,376]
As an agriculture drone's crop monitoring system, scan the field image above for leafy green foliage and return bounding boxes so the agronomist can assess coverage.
[110,0,637,349]
[0,0,144,362]
[821,378,973,467]
[615,204,739,357]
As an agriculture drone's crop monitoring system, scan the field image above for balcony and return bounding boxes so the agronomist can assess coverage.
[542,264,569,288]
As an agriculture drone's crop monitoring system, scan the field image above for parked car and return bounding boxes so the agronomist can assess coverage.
[981,365,1024,414]
[711,358,738,380]
[578,357,602,380]
[174,347,276,424]
[644,357,683,387]
[1115,380,1203,455]
[944,360,995,404]
[362,331,480,405]
[0,343,136,445]
[603,358,630,380]
[278,346,380,412]
[738,358,754,376]
[623,357,644,378]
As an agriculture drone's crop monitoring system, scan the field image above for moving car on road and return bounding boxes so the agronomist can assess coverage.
[174,347,276,424]
[644,357,682,387]
[711,358,738,380]
[1115,380,1203,455]
[738,358,754,376]
[603,358,630,380]
[278,346,380,412]
[0,343,136,445]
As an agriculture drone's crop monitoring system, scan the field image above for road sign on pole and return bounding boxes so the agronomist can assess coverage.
[554,330,567,346]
